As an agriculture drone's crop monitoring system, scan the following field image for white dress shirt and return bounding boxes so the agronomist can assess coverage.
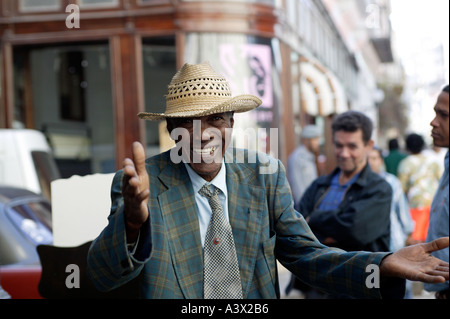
[184,161,229,247]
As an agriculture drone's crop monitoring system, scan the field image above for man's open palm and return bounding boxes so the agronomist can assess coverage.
[380,237,449,283]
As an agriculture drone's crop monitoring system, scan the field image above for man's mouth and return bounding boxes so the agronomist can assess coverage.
[193,146,217,156]
[431,131,441,139]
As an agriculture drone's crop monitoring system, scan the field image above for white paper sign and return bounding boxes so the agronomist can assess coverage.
[51,173,114,247]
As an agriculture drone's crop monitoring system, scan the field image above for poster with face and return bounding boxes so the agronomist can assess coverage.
[218,43,277,158]
[219,43,273,109]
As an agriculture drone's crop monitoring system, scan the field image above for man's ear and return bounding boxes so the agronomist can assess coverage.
[367,139,374,149]
[229,112,235,128]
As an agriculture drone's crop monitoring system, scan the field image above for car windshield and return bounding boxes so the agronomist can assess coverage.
[31,151,61,201]
[6,200,53,246]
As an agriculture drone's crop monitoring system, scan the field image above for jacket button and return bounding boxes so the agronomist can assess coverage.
[213,238,220,245]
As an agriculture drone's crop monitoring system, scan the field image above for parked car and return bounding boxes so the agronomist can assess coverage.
[0,186,136,299]
[0,129,60,201]
[0,186,53,299]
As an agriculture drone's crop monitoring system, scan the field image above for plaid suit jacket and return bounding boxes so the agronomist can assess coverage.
[87,149,392,299]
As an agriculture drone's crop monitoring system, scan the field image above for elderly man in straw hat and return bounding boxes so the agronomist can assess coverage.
[87,62,449,299]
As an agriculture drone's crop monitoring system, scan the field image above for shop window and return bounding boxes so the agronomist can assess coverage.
[59,51,87,122]
[78,0,119,8]
[19,0,60,12]
[142,37,177,157]
[139,0,171,4]
[14,43,115,178]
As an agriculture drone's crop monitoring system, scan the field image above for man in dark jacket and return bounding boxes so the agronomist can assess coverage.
[288,111,392,297]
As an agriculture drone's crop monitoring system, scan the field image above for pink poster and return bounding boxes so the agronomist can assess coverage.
[220,44,273,108]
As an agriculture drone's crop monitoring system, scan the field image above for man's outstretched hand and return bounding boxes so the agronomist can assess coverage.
[122,141,150,243]
[380,237,449,283]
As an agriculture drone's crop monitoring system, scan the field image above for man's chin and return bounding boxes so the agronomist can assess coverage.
[339,165,359,177]
[189,162,223,180]
[338,163,355,173]
[432,138,448,148]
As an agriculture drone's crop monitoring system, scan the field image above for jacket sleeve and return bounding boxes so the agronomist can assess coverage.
[307,177,392,250]
[86,170,151,292]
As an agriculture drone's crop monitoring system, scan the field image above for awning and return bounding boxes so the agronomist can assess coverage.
[299,56,348,116]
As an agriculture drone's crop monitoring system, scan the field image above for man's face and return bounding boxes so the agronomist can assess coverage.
[333,129,373,178]
[304,137,320,155]
[368,149,383,174]
[431,92,449,148]
[168,113,234,182]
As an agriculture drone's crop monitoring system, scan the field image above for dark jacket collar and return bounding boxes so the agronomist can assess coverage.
[318,162,375,188]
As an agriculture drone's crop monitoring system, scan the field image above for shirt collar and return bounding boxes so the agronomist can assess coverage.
[184,161,227,197]
[331,170,361,187]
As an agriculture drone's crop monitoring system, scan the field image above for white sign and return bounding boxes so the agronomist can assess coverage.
[51,173,114,247]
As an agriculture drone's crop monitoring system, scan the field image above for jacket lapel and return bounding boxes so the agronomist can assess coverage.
[157,162,204,299]
[225,157,265,298]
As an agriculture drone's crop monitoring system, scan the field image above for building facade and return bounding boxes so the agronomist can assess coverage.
[0,0,393,177]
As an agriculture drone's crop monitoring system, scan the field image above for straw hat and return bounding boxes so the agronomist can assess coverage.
[138,62,262,121]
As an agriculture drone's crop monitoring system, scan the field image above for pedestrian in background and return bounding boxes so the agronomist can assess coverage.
[423,145,447,177]
[299,111,392,252]
[425,84,449,299]
[384,138,408,177]
[368,146,414,252]
[368,146,414,299]
[287,124,321,211]
[292,111,392,298]
[398,133,441,244]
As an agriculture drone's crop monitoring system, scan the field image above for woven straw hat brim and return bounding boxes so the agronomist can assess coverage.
[138,94,262,121]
